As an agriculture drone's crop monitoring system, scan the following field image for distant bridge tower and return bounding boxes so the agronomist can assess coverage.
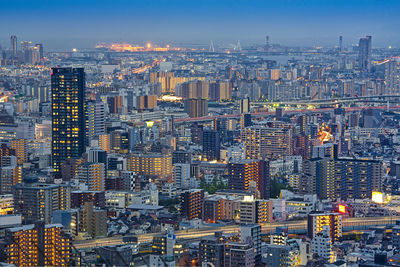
[209,40,215,52]
[236,40,241,51]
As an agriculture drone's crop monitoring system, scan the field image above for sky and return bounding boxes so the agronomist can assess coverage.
[1,0,399,50]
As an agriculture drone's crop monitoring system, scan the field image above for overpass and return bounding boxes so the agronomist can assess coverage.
[252,95,400,107]
[173,105,400,124]
[73,216,400,249]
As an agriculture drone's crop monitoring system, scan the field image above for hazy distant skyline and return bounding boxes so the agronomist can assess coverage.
[1,0,399,50]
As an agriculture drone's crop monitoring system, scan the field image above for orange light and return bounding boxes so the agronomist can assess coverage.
[338,204,346,214]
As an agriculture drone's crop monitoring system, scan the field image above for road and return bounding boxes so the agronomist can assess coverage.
[73,216,400,249]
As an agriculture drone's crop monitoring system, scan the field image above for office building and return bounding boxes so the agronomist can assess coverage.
[184,98,208,118]
[1,221,71,267]
[358,35,372,71]
[13,178,71,224]
[51,67,86,177]
[202,129,220,160]
[87,101,105,144]
[181,189,204,220]
[128,153,172,177]
[307,212,342,243]
[228,159,270,199]
[242,124,293,160]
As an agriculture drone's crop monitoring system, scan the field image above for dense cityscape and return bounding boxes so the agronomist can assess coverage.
[2,3,400,265]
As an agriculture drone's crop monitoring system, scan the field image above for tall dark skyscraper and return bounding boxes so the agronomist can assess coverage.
[202,129,220,160]
[358,35,372,71]
[10,35,17,58]
[339,35,343,52]
[51,67,86,177]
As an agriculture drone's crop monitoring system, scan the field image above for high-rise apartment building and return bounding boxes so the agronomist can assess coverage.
[13,179,71,224]
[228,159,270,199]
[209,80,232,101]
[184,98,208,118]
[77,162,105,191]
[180,80,209,99]
[307,212,342,243]
[385,58,400,95]
[0,165,22,194]
[136,95,157,110]
[242,124,293,160]
[87,101,105,145]
[241,224,262,265]
[51,67,86,177]
[304,157,382,200]
[1,221,71,267]
[173,163,191,189]
[180,189,204,220]
[11,138,27,165]
[128,153,172,177]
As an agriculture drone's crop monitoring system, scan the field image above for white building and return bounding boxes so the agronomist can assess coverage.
[311,226,335,263]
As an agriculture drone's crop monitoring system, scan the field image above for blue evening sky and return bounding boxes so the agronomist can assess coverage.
[0,0,399,50]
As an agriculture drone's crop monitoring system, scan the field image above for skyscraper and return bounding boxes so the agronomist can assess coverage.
[10,35,17,58]
[202,129,221,160]
[339,35,343,52]
[51,67,86,177]
[358,35,372,71]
